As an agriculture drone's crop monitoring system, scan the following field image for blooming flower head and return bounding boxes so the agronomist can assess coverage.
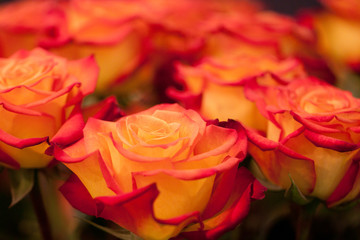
[0,0,150,93]
[0,48,98,168]
[170,55,306,131]
[0,0,67,56]
[311,0,360,72]
[55,103,265,239]
[247,77,360,206]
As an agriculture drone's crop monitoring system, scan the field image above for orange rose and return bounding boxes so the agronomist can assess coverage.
[169,55,306,131]
[202,10,315,59]
[0,48,98,168]
[202,10,335,82]
[247,77,360,206]
[54,103,265,240]
[145,0,260,55]
[129,0,262,105]
[0,0,68,56]
[0,0,149,94]
[312,0,360,72]
[49,0,150,93]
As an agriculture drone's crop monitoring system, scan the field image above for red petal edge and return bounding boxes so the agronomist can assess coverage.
[326,161,360,206]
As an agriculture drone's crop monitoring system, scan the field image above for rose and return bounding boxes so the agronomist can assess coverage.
[169,55,306,131]
[125,0,261,104]
[0,0,149,94]
[202,10,315,59]
[0,48,98,168]
[54,103,265,240]
[312,0,360,72]
[0,0,67,57]
[49,0,150,93]
[144,0,259,55]
[246,77,360,206]
[202,10,335,82]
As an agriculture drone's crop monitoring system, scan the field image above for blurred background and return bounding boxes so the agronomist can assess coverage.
[262,0,321,15]
[0,0,322,15]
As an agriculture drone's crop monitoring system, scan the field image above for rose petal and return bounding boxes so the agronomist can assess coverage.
[67,55,98,96]
[60,174,99,216]
[96,183,199,240]
[50,104,85,146]
[326,160,359,206]
[304,130,359,152]
[179,168,266,239]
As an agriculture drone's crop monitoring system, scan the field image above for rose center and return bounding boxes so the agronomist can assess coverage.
[300,89,349,113]
[0,59,51,88]
[127,115,180,145]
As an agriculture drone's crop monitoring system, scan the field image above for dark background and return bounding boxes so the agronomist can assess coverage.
[262,0,322,15]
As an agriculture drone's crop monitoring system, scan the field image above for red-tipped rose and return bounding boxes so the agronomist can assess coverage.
[247,77,360,206]
[0,48,98,168]
[55,103,265,240]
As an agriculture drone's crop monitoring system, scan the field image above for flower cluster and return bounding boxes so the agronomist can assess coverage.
[0,0,360,239]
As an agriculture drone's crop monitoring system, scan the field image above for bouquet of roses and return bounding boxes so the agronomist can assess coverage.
[0,0,359,240]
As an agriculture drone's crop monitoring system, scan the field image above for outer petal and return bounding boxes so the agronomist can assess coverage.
[326,160,360,206]
[0,128,48,149]
[50,104,85,147]
[178,168,266,240]
[330,160,360,206]
[0,148,20,169]
[283,131,359,200]
[304,130,359,152]
[51,97,124,149]
[246,128,316,195]
[166,87,202,112]
[60,174,100,216]
[82,96,124,122]
[61,177,199,240]
[131,156,241,230]
[53,138,116,198]
[67,55,99,96]
[95,183,199,240]
[0,141,52,168]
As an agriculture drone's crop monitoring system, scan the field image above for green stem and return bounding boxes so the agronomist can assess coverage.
[30,171,53,240]
[295,201,319,240]
[131,233,143,240]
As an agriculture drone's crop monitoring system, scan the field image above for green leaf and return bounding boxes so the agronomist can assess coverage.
[78,217,133,240]
[8,168,35,207]
[285,175,312,205]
